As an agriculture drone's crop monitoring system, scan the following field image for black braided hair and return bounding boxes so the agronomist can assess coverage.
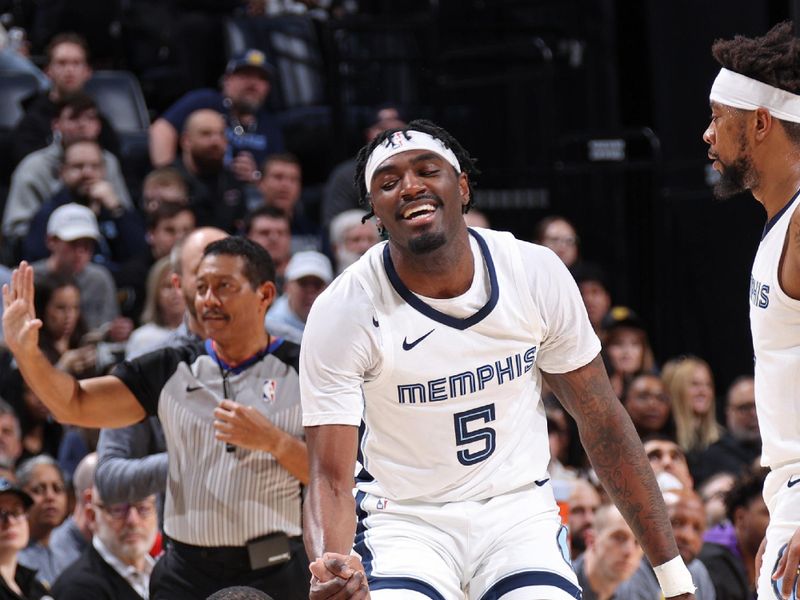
[712,21,800,143]
[353,119,480,222]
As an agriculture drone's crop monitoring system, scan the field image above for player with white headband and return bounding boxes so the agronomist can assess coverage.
[704,21,800,600]
[301,119,695,599]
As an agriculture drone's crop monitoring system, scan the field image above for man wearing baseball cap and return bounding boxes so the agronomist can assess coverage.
[30,203,125,335]
[149,48,284,187]
[265,251,332,343]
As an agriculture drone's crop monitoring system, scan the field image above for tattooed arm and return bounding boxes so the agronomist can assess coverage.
[544,354,693,599]
[781,205,800,299]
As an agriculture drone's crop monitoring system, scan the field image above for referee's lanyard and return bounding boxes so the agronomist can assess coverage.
[207,336,276,452]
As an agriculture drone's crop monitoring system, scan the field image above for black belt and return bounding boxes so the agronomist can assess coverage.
[167,535,303,566]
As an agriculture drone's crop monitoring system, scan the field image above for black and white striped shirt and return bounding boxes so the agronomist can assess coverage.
[113,338,303,547]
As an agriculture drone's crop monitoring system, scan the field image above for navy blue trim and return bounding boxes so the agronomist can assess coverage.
[369,577,446,600]
[763,188,800,240]
[382,228,499,330]
[771,543,798,599]
[204,337,282,375]
[479,571,582,600]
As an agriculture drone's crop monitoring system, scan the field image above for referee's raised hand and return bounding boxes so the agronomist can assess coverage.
[2,262,43,358]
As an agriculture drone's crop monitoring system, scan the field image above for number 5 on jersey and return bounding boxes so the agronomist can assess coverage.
[453,404,496,466]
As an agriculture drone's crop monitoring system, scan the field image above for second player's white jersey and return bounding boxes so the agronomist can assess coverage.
[301,228,600,502]
[750,191,800,468]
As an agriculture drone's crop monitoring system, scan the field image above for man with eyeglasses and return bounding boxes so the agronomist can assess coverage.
[691,376,761,487]
[51,487,158,599]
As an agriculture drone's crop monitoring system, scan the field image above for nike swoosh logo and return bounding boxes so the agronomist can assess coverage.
[186,385,203,393]
[402,329,434,351]
[534,478,550,487]
[788,477,800,488]
[372,317,379,328]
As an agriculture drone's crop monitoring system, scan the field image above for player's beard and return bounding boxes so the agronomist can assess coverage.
[408,231,447,254]
[713,136,759,200]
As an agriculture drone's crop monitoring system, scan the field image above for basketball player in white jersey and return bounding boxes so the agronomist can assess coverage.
[300,120,695,600]
[704,21,800,600]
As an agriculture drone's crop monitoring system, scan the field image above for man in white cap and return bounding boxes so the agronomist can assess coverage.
[266,251,333,344]
[31,203,124,333]
[703,21,800,600]
[301,119,695,600]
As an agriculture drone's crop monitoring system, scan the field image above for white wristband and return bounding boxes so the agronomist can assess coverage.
[653,556,696,597]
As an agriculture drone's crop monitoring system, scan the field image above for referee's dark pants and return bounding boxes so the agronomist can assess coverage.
[150,536,310,600]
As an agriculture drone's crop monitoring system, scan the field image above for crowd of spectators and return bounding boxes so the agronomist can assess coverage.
[0,8,767,600]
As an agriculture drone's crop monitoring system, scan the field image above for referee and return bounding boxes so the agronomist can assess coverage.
[2,238,310,599]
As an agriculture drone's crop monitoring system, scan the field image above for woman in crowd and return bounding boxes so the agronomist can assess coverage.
[33,273,96,379]
[602,306,656,397]
[16,456,68,589]
[125,256,185,360]
[622,371,675,440]
[532,215,580,268]
[0,477,49,600]
[662,355,722,454]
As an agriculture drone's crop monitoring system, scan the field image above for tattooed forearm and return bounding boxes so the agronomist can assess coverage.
[543,354,680,566]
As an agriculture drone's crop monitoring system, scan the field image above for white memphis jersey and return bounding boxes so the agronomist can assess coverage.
[301,227,600,502]
[749,191,800,468]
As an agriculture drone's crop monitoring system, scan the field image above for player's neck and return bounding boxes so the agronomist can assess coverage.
[390,232,474,298]
[752,152,800,219]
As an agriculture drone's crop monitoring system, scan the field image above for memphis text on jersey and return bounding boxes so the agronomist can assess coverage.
[397,346,538,404]
[750,275,770,309]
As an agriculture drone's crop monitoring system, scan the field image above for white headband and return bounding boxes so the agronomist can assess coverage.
[364,130,461,190]
[710,68,800,123]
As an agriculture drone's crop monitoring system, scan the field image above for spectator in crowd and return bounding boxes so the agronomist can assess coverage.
[173,109,246,234]
[0,477,50,600]
[662,356,722,455]
[125,258,186,360]
[601,306,656,397]
[533,215,580,268]
[328,209,379,274]
[321,105,406,228]
[115,202,195,323]
[94,229,226,514]
[22,140,147,270]
[139,167,190,216]
[256,154,319,252]
[0,402,22,468]
[149,49,284,181]
[567,479,602,560]
[571,262,613,337]
[643,435,694,491]
[622,372,675,440]
[265,251,332,343]
[3,240,310,599]
[11,32,119,167]
[691,376,760,486]
[698,468,769,600]
[698,472,736,529]
[30,204,129,337]
[619,490,716,600]
[244,207,292,294]
[1,377,62,464]
[0,24,49,90]
[50,488,158,600]
[17,456,69,588]
[3,93,132,251]
[545,404,577,481]
[572,504,643,600]
[463,208,490,229]
[48,452,96,578]
[32,273,97,379]
[206,587,274,600]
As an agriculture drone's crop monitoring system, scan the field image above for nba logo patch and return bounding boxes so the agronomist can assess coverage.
[262,379,277,404]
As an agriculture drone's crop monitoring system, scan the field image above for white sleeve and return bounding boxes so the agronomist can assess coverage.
[300,273,380,427]
[523,245,601,373]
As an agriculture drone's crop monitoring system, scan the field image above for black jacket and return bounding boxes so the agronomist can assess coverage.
[0,564,50,600]
[698,541,753,600]
[50,545,145,600]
